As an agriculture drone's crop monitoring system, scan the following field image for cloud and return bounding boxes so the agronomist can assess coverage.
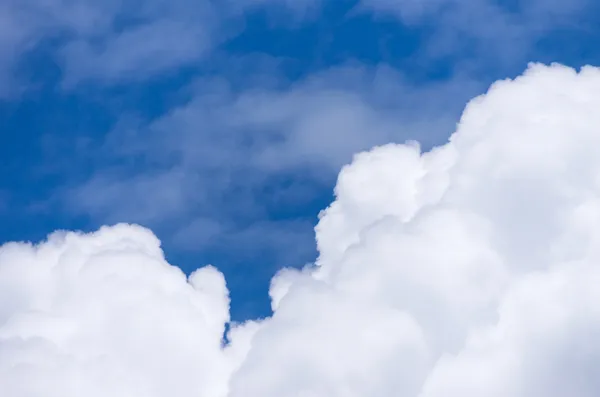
[232,62,600,396]
[66,168,195,224]
[0,0,317,93]
[1,0,598,97]
[360,0,594,72]
[5,62,600,395]
[61,63,480,264]
[0,224,243,397]
[2,0,594,96]
[362,0,588,23]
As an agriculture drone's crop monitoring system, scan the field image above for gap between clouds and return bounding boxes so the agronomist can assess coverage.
[4,63,600,396]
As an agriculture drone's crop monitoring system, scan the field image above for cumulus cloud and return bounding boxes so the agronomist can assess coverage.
[0,223,258,397]
[4,63,600,396]
[239,62,600,395]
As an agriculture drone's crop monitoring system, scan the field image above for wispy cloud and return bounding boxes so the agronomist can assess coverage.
[360,0,594,73]
[0,0,318,94]
[1,0,596,96]
[59,63,481,265]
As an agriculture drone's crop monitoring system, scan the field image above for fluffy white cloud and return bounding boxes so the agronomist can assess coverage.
[232,63,600,396]
[0,224,245,397]
[4,63,600,396]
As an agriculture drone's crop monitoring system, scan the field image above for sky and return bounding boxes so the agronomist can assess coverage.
[4,0,600,321]
[0,1,599,316]
[3,0,600,395]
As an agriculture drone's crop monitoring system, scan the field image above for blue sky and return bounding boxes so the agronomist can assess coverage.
[2,0,600,320]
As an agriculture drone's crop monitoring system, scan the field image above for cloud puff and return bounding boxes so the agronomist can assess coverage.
[0,224,246,397]
[4,63,600,396]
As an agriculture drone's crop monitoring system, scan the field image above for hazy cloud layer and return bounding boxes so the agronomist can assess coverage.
[4,63,600,395]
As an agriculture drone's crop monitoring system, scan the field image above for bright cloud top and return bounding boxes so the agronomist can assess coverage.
[3,63,600,396]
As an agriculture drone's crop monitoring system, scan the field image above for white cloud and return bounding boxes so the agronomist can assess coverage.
[0,223,247,397]
[5,63,600,395]
[233,63,600,396]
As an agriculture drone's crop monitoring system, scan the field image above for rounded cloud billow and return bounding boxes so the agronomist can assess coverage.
[3,63,600,396]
